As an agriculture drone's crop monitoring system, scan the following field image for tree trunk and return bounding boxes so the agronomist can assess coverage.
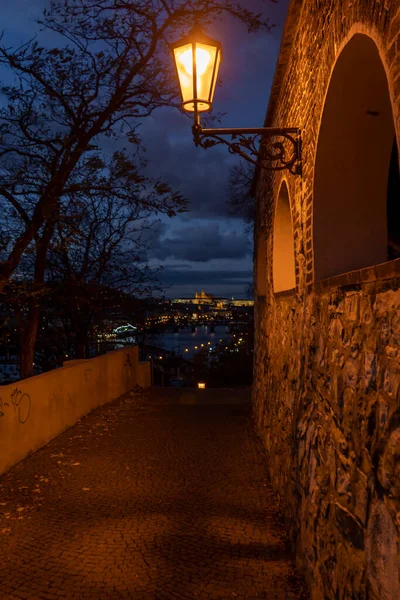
[19,303,40,379]
[18,221,54,379]
[74,318,90,359]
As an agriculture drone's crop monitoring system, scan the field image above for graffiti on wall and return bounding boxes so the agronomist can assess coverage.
[0,389,31,424]
[124,353,132,367]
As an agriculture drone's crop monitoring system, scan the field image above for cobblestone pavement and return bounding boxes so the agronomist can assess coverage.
[0,388,307,600]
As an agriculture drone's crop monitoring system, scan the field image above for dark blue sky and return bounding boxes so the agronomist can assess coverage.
[2,0,290,299]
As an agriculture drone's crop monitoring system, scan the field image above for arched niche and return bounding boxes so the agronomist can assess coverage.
[273,181,296,293]
[256,225,267,297]
[314,34,398,280]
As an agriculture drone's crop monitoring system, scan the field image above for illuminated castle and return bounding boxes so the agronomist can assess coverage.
[195,290,215,301]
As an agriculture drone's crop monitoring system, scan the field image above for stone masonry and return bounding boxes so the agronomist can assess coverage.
[253,1,400,599]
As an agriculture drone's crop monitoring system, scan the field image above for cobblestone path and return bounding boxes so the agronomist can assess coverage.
[0,388,306,600]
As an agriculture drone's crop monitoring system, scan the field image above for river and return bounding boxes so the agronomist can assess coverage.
[147,325,232,358]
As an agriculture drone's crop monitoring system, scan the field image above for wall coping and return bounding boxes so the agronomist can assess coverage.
[314,257,400,292]
[274,287,296,299]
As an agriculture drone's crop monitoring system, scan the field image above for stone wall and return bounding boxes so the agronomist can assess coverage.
[0,347,151,476]
[253,1,400,598]
[254,271,400,599]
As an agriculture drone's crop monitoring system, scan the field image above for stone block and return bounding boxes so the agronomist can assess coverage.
[335,502,364,550]
[364,352,377,392]
[354,468,369,526]
[366,501,400,600]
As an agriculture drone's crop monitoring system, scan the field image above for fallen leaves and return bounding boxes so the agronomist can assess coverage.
[0,527,11,535]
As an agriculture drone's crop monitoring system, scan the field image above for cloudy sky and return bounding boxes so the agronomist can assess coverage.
[2,0,290,299]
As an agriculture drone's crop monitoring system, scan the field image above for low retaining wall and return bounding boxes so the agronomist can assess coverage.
[0,347,151,475]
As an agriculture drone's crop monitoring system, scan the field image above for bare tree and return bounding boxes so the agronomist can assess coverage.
[47,153,174,359]
[0,0,272,290]
[0,0,273,378]
[3,148,184,376]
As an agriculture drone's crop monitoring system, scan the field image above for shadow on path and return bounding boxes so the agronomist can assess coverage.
[0,388,307,600]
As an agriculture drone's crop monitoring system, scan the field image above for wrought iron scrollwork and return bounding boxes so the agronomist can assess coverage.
[192,123,302,175]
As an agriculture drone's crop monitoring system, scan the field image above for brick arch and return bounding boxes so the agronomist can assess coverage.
[273,180,296,293]
[313,32,398,280]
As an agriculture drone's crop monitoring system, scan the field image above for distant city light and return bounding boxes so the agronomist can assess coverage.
[198,382,206,389]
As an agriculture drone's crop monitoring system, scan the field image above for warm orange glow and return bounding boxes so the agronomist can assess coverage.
[198,382,206,389]
[173,43,193,107]
[178,46,211,78]
[172,29,221,113]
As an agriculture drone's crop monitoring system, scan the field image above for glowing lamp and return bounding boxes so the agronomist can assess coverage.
[171,24,222,114]
[198,382,206,389]
[170,26,301,174]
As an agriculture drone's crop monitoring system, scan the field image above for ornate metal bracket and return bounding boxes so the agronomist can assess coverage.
[192,123,302,175]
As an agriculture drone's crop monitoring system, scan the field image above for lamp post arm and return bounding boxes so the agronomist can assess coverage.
[200,126,300,136]
[192,122,302,175]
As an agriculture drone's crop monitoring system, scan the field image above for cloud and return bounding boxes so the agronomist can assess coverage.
[150,221,251,263]
[157,267,253,298]
[159,268,252,285]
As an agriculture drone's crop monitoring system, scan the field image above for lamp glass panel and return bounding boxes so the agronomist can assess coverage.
[173,43,194,106]
[195,42,218,110]
[174,41,218,111]
[209,50,221,104]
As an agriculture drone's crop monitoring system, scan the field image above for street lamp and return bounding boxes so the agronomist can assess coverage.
[171,25,301,174]
[171,24,221,114]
